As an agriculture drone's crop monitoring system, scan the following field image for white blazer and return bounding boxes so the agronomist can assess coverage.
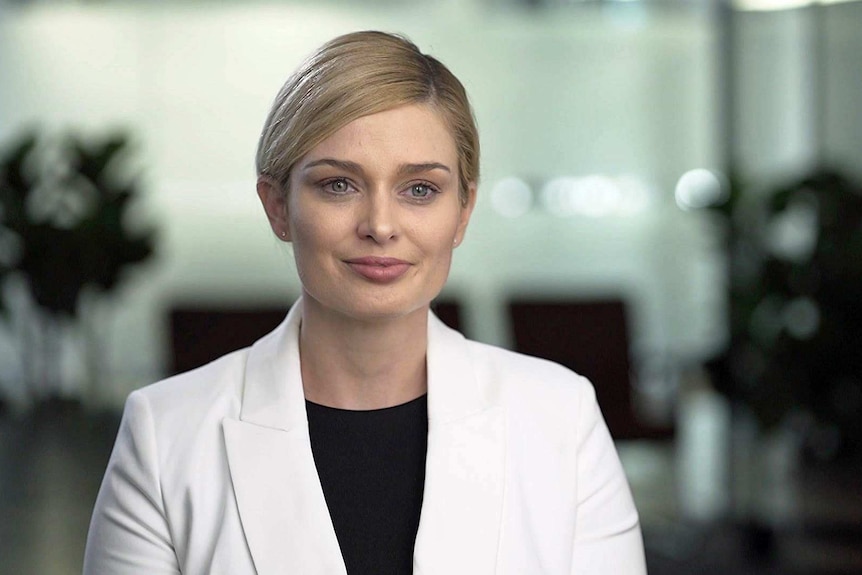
[84,301,646,574]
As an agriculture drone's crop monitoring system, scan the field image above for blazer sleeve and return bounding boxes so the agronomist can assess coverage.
[83,391,181,575]
[570,385,647,574]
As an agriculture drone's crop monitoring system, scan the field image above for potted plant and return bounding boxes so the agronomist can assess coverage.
[705,168,862,557]
[0,131,156,410]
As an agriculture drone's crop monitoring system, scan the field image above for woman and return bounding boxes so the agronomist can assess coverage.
[84,31,646,574]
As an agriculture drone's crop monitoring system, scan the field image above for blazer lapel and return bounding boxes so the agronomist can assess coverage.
[222,302,506,574]
[223,302,346,575]
[413,316,506,575]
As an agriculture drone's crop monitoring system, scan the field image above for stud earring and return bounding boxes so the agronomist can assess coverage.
[280,231,287,238]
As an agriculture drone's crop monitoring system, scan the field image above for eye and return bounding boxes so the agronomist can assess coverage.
[406,182,438,200]
[322,178,353,195]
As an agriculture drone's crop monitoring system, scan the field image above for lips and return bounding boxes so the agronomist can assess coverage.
[344,256,412,283]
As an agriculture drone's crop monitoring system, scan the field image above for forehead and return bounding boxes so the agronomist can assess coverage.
[302,103,458,167]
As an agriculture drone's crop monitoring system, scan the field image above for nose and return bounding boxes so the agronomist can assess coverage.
[357,191,398,243]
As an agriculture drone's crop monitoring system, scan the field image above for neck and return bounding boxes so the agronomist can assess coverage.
[298,295,429,410]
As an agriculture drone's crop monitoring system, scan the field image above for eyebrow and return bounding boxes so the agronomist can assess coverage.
[301,158,364,175]
[301,158,451,177]
[397,162,451,176]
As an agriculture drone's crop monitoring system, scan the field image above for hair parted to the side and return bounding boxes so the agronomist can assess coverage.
[255,31,479,205]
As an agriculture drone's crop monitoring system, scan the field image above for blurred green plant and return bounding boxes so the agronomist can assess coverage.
[706,169,862,460]
[0,131,156,401]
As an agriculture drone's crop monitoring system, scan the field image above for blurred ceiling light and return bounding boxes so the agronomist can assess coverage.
[733,0,857,10]
[494,173,650,218]
[568,175,623,217]
[675,168,727,211]
[540,174,641,217]
[616,175,653,215]
[490,176,533,218]
[541,177,576,217]
[733,0,814,9]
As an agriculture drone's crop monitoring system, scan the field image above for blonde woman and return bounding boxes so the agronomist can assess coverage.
[84,31,646,575]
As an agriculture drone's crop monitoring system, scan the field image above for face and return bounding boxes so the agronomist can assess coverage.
[258,103,476,322]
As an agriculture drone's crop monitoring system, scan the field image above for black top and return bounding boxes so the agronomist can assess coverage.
[306,394,428,575]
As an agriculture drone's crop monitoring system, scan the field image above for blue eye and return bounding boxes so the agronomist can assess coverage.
[408,183,435,199]
[324,179,351,194]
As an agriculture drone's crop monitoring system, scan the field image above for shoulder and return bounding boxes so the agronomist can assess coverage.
[465,337,594,393]
[429,315,597,411]
[121,348,248,452]
[133,348,246,411]
[461,337,599,421]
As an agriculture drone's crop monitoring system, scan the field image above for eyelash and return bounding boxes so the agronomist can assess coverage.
[318,178,441,202]
[404,181,440,202]
[321,178,355,195]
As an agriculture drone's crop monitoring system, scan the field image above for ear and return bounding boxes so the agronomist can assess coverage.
[257,176,291,241]
[453,181,477,248]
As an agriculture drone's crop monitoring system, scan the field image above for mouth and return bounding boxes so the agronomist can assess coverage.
[344,256,412,283]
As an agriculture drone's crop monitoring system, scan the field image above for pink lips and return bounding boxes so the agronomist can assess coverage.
[345,256,411,283]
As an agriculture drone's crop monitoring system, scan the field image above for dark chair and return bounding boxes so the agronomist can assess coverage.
[508,298,672,440]
[431,298,464,334]
[168,305,291,375]
[169,298,464,376]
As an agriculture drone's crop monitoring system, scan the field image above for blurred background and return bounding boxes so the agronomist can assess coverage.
[0,0,860,573]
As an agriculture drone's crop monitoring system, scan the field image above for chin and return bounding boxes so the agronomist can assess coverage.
[305,289,435,324]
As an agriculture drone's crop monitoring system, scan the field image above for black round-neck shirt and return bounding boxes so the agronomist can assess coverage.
[306,394,428,575]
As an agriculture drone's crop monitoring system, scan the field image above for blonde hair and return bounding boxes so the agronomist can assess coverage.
[255,31,479,205]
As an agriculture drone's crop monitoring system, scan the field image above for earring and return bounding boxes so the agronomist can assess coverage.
[280,231,287,238]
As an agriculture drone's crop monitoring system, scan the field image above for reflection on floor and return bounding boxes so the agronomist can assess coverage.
[1,404,860,575]
[621,443,862,575]
[0,403,119,575]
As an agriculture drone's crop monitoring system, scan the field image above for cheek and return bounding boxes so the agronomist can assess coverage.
[409,218,455,253]
[287,210,329,279]
[420,221,459,266]
[289,201,340,250]
[433,210,463,248]
[289,217,335,291]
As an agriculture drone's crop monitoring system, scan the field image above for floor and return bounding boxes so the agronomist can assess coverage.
[1,402,860,575]
[0,403,119,575]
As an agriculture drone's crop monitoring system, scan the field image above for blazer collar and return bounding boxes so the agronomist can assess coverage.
[226,298,505,574]
[238,297,491,429]
[422,306,507,574]
[237,300,306,431]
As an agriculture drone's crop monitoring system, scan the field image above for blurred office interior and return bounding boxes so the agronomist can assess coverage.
[0,0,860,573]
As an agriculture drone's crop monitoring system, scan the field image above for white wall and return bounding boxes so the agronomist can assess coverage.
[0,1,724,407]
[733,7,820,187]
[822,1,862,181]
[732,3,862,188]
